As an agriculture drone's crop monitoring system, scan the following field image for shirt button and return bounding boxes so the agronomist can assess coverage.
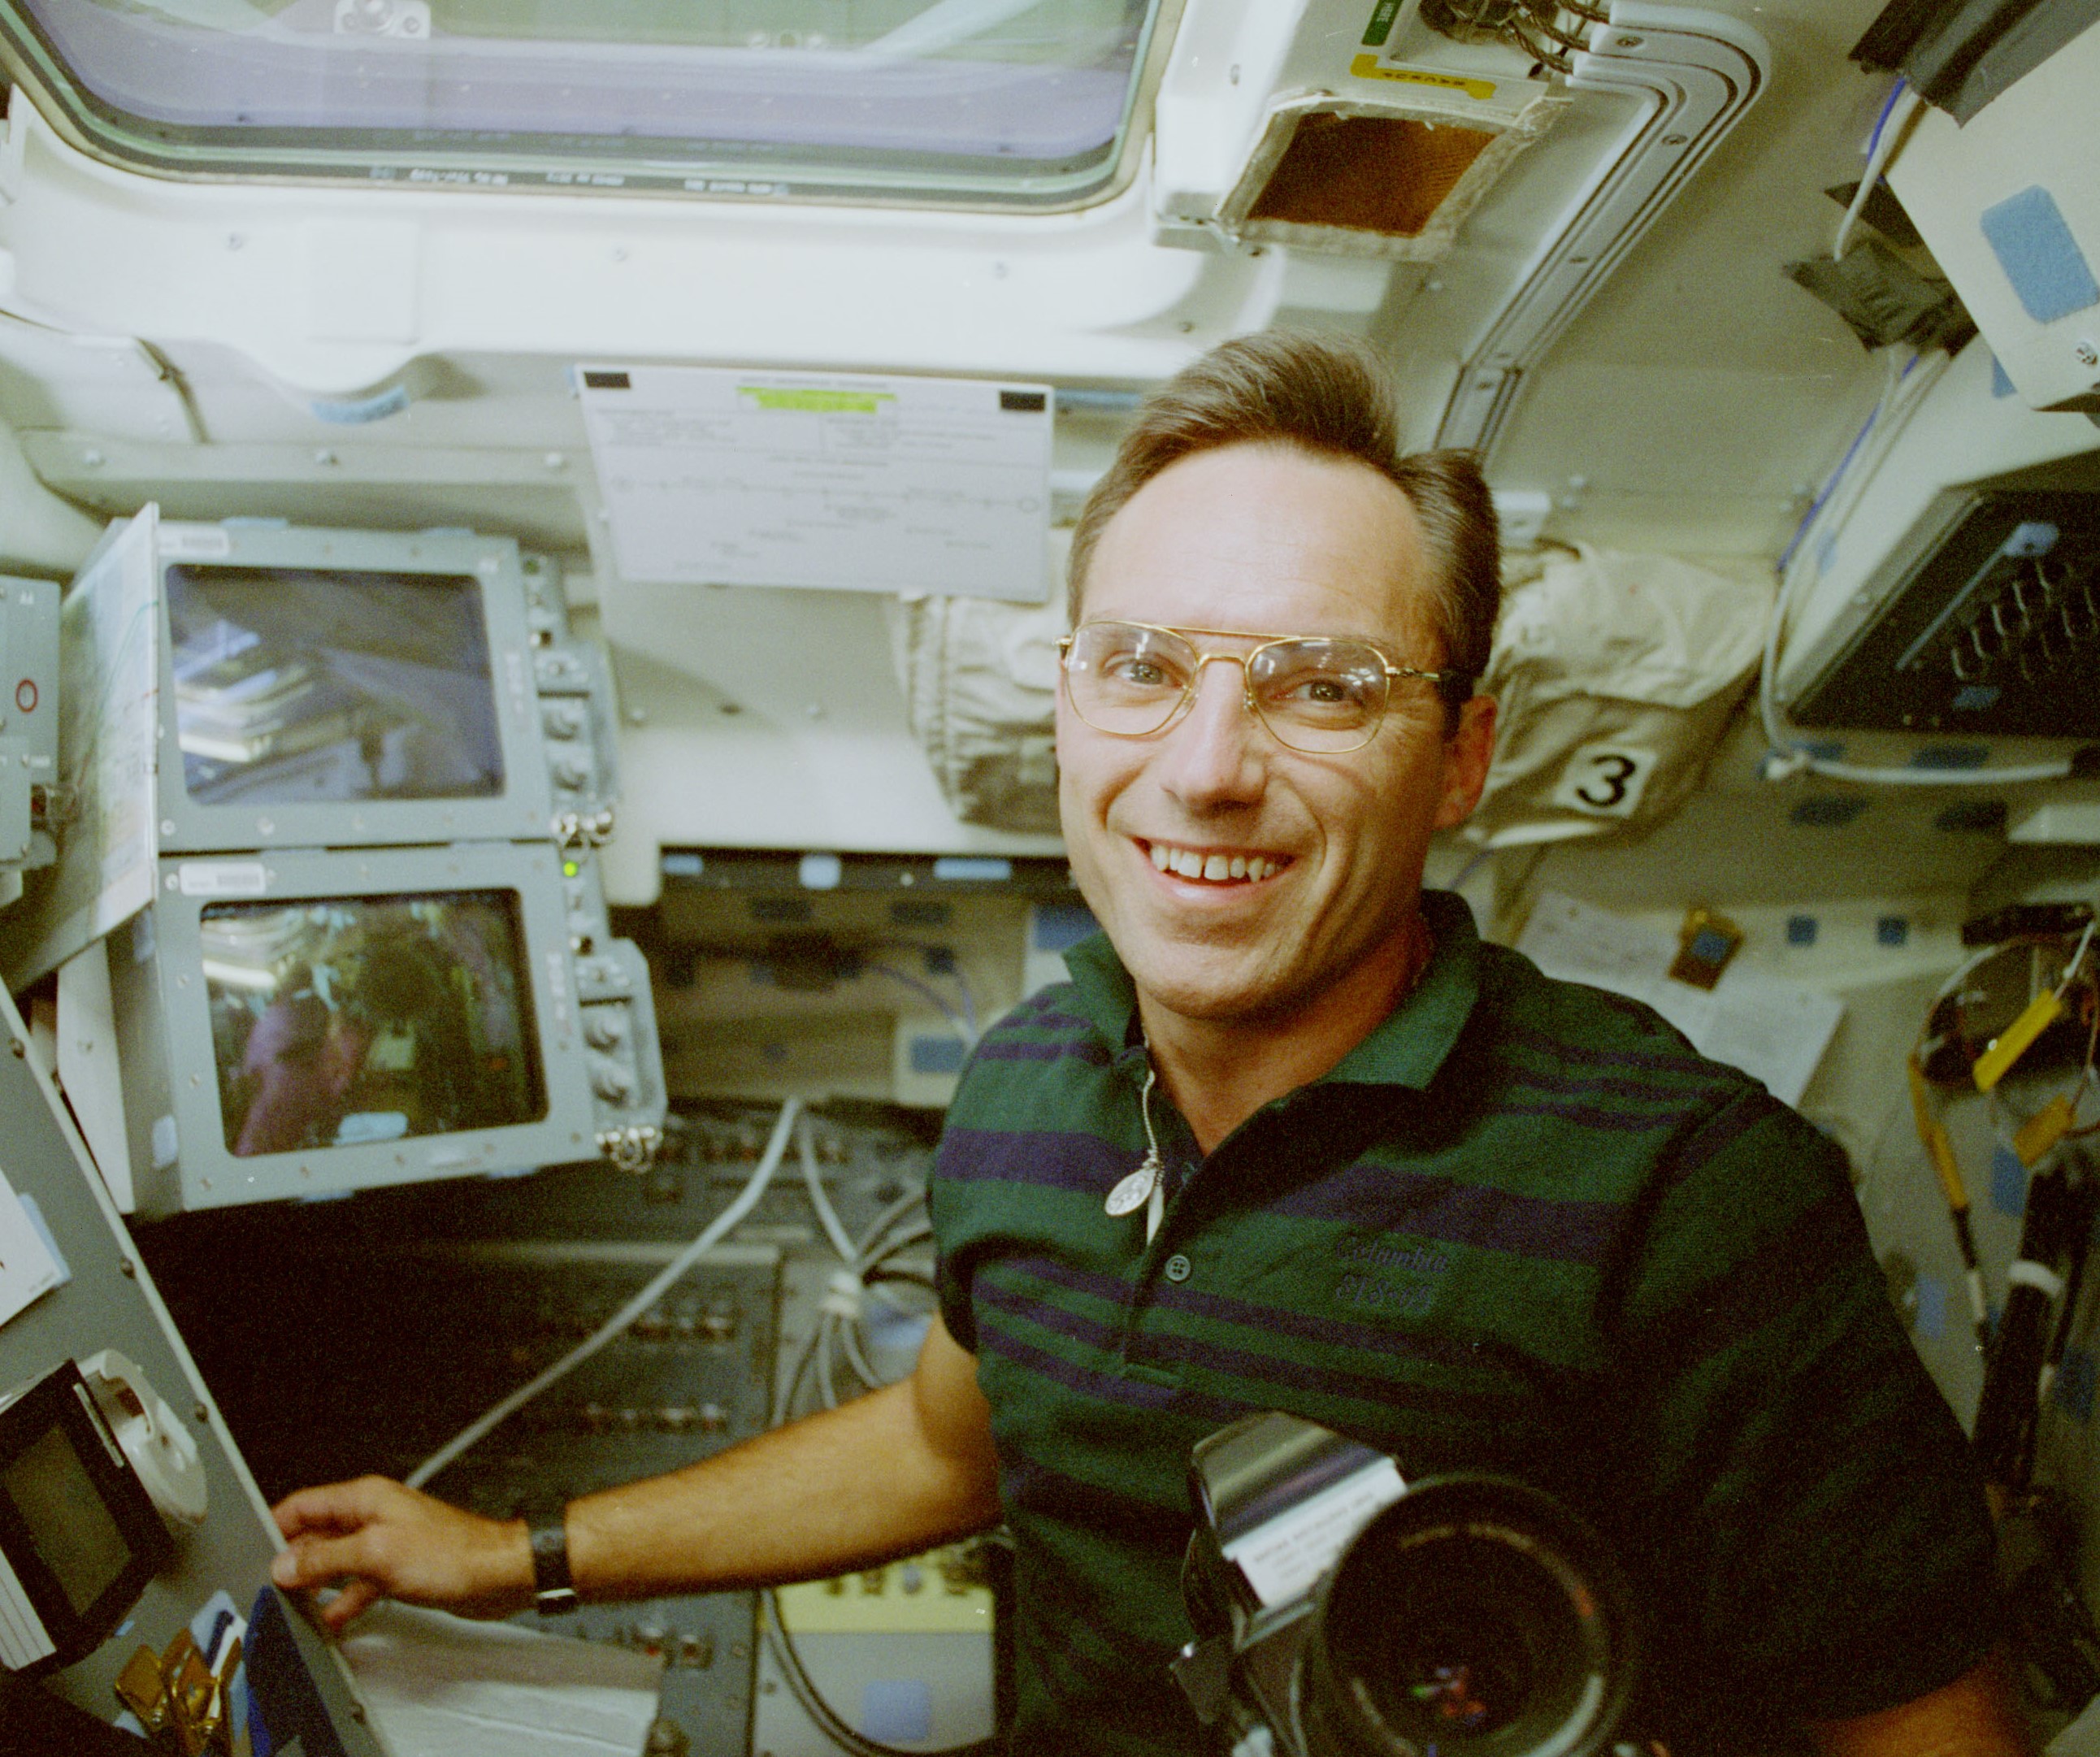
[1164,1253,1192,1284]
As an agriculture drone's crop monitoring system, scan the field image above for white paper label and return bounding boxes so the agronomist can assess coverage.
[156,523,233,560]
[578,366,1052,601]
[177,861,270,897]
[1551,744,1660,819]
[0,1538,57,1670]
[1221,1457,1405,1606]
[0,1167,64,1333]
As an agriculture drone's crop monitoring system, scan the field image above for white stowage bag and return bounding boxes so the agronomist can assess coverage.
[889,531,1069,834]
[1464,544,1776,848]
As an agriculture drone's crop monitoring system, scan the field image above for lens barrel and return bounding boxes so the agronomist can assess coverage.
[1298,1477,1635,1757]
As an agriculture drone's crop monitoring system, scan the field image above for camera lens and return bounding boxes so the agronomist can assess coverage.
[1302,1478,1633,1757]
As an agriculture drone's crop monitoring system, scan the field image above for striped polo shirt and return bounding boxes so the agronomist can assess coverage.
[931,890,1998,1756]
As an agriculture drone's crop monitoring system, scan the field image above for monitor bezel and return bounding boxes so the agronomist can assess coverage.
[131,843,600,1213]
[0,1360,173,1677]
[152,523,555,853]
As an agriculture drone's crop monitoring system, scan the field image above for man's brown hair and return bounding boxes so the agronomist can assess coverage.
[1066,332,1499,722]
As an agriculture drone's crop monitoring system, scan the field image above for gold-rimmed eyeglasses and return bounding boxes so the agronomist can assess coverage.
[1057,619,1460,755]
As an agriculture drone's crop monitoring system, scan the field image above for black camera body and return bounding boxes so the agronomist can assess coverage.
[1174,1413,1642,1757]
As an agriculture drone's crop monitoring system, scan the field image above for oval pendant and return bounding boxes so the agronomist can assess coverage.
[1104,1161,1159,1218]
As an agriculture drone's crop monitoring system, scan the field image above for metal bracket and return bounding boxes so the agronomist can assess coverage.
[1434,3,1768,457]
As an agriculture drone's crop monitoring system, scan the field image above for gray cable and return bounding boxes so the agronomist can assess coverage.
[407,1096,805,1489]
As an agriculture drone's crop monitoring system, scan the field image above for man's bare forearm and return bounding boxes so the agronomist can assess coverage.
[566,1373,1002,1599]
[273,1315,1001,1629]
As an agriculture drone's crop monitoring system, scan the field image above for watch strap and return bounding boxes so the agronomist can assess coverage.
[523,1499,578,1615]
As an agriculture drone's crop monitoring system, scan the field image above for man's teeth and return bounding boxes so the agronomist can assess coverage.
[1148,843,1281,882]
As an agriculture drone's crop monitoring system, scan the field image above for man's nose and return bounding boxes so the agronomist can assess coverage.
[1157,654,1265,805]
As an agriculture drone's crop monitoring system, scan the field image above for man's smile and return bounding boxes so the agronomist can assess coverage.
[1140,839,1293,884]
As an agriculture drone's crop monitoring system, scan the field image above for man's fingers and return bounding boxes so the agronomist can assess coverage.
[273,1476,395,1540]
[271,1530,380,1594]
[320,1579,381,1634]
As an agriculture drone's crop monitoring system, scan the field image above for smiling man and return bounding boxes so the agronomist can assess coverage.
[272,333,2023,1757]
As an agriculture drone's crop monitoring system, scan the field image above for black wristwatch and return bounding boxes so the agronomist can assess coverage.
[522,1497,579,1616]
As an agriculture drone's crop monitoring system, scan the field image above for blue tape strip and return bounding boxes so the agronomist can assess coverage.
[1979,185,2100,324]
[1991,1143,2026,1216]
[862,1680,935,1744]
[909,1035,968,1075]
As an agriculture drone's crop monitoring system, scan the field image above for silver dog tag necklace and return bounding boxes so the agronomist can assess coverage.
[1105,1063,1166,1241]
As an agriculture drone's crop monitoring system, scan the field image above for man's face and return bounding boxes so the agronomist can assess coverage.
[1056,442,1495,1028]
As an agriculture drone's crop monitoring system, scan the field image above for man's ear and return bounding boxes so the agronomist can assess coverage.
[1433,693,1498,831]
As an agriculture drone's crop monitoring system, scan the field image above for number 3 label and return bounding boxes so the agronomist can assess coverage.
[1550,744,1659,818]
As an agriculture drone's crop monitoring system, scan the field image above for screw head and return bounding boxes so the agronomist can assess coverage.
[2076,339,2099,368]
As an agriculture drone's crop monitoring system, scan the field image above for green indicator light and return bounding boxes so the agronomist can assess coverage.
[563,861,579,877]
[740,388,896,414]
[1363,0,1401,46]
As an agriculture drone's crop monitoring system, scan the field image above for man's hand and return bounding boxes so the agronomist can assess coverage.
[271,1476,535,1633]
[1809,1655,2033,1757]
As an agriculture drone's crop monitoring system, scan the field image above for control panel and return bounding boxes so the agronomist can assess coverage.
[1785,481,2100,739]
[0,573,60,872]
[132,1102,958,1755]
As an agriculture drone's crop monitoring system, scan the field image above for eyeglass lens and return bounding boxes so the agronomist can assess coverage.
[1063,623,1394,753]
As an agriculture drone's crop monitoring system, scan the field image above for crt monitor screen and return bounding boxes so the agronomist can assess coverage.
[166,564,505,807]
[202,890,547,1158]
[2,1425,131,1619]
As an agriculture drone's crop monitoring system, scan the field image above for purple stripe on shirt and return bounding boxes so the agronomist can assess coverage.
[1664,1091,1788,1191]
[1132,1325,1504,1418]
[971,1036,1113,1067]
[976,1322,1246,1424]
[980,1257,1562,1407]
[935,1126,1137,1195]
[1506,1067,1723,1106]
[998,1453,1187,1531]
[1005,1253,1485,1372]
[978,1274,1122,1353]
[1506,1022,1709,1074]
[1021,1008,1094,1034]
[1496,1098,1681,1134]
[1271,1165,1621,1262]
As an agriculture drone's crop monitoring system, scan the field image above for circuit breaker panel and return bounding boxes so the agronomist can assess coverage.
[1785,478,2100,740]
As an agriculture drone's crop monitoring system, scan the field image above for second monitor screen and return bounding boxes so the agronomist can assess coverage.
[167,564,506,806]
[202,890,547,1158]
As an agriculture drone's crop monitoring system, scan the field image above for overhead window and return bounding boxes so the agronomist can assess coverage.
[0,0,1168,207]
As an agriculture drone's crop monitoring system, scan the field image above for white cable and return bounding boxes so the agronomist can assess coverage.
[798,1115,861,1265]
[858,1184,930,1253]
[837,1315,886,1392]
[406,1095,805,1490]
[1833,85,1924,261]
[815,1314,840,1412]
[2057,919,2098,996]
[1759,349,2074,789]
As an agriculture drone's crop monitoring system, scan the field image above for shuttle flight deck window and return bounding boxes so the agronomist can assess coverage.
[202,888,547,1158]
[0,1,1164,206]
[167,564,504,807]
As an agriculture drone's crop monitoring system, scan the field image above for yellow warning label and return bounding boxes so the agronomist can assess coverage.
[740,388,895,414]
[1348,54,1497,100]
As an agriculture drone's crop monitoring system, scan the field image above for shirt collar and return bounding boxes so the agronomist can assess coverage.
[1060,888,1484,1093]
